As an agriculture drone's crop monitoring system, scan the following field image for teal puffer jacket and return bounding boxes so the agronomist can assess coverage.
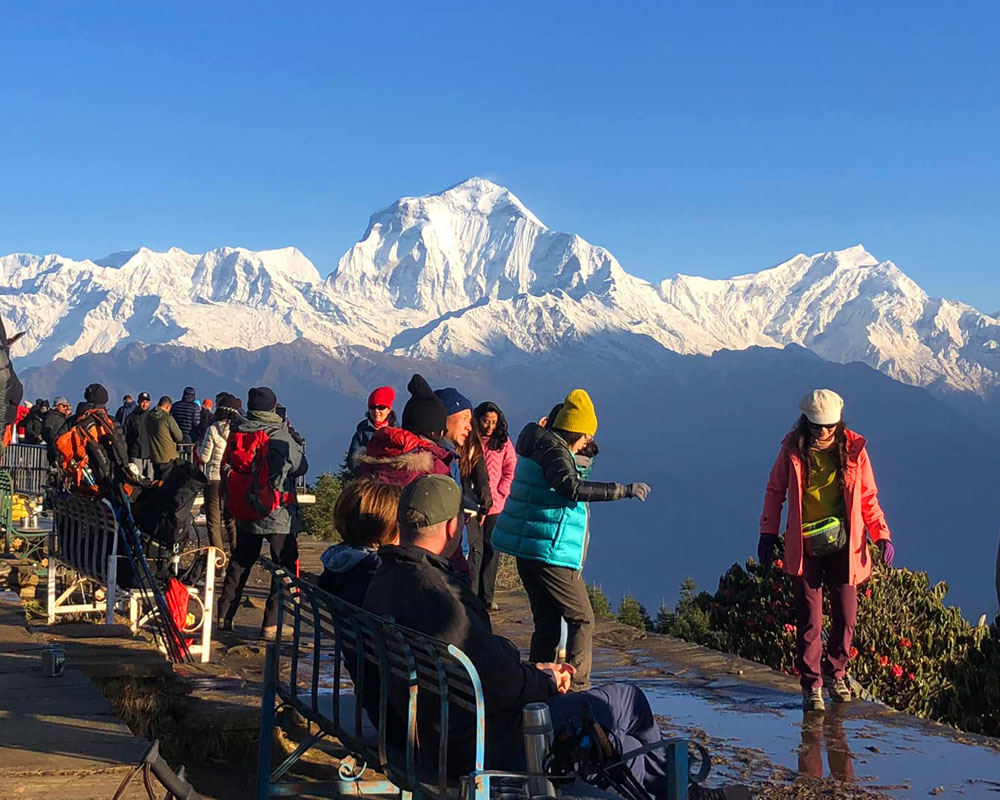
[493,424,622,571]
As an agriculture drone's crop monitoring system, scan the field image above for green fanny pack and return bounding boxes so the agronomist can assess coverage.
[801,517,847,558]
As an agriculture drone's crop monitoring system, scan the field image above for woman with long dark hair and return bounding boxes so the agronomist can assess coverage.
[758,389,894,713]
[473,402,517,609]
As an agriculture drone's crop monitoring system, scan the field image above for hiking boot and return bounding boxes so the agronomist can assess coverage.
[828,676,853,703]
[260,625,278,642]
[803,687,825,712]
[689,784,751,800]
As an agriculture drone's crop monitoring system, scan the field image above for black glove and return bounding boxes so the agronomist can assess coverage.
[624,482,650,502]
[757,534,780,567]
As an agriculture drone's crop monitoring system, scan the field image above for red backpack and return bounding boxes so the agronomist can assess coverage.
[223,428,296,522]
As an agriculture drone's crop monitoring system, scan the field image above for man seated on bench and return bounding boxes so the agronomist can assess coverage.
[364,474,673,797]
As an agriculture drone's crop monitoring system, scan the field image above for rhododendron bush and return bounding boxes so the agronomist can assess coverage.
[666,541,1000,735]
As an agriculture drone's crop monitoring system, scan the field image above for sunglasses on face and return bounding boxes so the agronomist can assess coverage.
[369,405,390,411]
[808,422,837,432]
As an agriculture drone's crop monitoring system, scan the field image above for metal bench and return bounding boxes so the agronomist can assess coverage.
[258,562,701,800]
[46,490,220,662]
[1,442,50,497]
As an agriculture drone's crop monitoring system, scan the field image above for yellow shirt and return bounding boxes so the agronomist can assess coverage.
[801,447,845,524]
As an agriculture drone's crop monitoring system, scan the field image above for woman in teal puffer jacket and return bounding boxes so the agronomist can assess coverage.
[493,389,650,690]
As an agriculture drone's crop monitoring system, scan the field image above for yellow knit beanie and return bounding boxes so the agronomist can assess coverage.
[553,389,598,436]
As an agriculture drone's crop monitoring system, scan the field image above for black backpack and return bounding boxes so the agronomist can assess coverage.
[0,319,23,453]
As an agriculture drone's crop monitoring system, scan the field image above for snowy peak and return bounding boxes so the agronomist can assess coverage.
[328,176,629,315]
[2,180,999,400]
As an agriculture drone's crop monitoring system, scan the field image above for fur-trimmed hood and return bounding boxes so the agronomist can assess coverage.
[352,426,453,486]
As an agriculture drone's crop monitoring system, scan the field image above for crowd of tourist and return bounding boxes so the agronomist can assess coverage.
[7,371,900,799]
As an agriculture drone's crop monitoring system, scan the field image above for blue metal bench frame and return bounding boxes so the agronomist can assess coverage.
[258,561,699,800]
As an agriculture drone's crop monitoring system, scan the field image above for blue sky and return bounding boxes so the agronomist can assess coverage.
[2,1,998,311]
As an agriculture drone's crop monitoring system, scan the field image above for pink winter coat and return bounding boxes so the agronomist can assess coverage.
[481,436,516,516]
[760,429,891,586]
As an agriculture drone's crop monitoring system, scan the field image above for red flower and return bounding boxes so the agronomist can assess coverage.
[907,673,915,681]
[879,655,889,667]
[899,637,911,649]
[892,664,903,678]
[849,646,859,659]
[774,559,784,570]
[865,588,872,598]
[784,623,795,633]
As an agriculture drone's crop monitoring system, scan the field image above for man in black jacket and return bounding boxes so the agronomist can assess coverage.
[123,392,154,479]
[170,386,200,443]
[21,399,48,444]
[41,396,72,465]
[364,475,673,796]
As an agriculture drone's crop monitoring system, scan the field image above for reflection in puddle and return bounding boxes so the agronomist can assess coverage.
[637,680,1000,798]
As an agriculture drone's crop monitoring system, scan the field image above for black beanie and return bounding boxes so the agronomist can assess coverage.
[84,383,109,406]
[401,374,448,436]
[218,393,241,411]
[248,386,277,412]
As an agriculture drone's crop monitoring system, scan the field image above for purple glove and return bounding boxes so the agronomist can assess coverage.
[757,534,780,567]
[877,539,895,567]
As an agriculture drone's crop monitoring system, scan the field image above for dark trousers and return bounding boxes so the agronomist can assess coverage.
[517,558,594,690]
[546,683,670,797]
[153,461,171,480]
[794,546,858,690]
[217,526,298,629]
[467,516,485,597]
[478,514,501,606]
[203,479,236,552]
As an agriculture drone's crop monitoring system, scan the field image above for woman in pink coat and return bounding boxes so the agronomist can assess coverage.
[758,389,894,713]
[473,402,517,610]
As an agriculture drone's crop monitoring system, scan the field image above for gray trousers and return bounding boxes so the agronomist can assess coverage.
[516,558,594,690]
[129,457,153,480]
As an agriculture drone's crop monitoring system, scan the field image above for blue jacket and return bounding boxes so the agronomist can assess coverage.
[493,424,621,571]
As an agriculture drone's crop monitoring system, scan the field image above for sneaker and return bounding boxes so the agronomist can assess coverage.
[803,687,825,712]
[829,676,853,703]
[489,602,499,612]
[689,784,751,800]
[217,618,234,632]
[260,625,278,642]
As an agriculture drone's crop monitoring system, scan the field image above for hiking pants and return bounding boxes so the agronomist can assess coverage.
[217,526,298,629]
[517,558,594,690]
[545,683,671,797]
[794,546,857,690]
[203,480,236,552]
[478,514,501,606]
[466,516,485,599]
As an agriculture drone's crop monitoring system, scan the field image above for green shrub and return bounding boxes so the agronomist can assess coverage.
[300,473,343,542]
[655,577,724,649]
[617,594,650,631]
[587,583,613,618]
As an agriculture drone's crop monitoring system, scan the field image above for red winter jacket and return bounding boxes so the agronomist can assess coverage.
[760,429,891,586]
[353,427,454,486]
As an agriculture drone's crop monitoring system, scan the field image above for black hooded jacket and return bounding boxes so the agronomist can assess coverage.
[170,387,200,443]
[515,423,622,502]
[364,543,555,772]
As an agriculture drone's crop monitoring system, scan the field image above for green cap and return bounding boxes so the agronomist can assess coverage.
[398,475,462,528]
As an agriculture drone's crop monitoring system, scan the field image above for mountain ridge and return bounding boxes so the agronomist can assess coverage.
[3,177,999,400]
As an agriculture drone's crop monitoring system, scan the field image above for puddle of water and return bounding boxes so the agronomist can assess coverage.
[638,679,1000,799]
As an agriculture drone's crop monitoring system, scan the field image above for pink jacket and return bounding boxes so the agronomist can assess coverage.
[760,429,891,586]
[482,436,516,516]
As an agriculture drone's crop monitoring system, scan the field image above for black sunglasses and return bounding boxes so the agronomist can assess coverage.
[808,422,837,431]
[369,405,390,411]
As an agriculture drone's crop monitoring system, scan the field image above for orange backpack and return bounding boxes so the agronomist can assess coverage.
[55,407,130,496]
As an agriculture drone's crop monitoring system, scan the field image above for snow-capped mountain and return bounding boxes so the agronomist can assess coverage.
[3,177,1000,398]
